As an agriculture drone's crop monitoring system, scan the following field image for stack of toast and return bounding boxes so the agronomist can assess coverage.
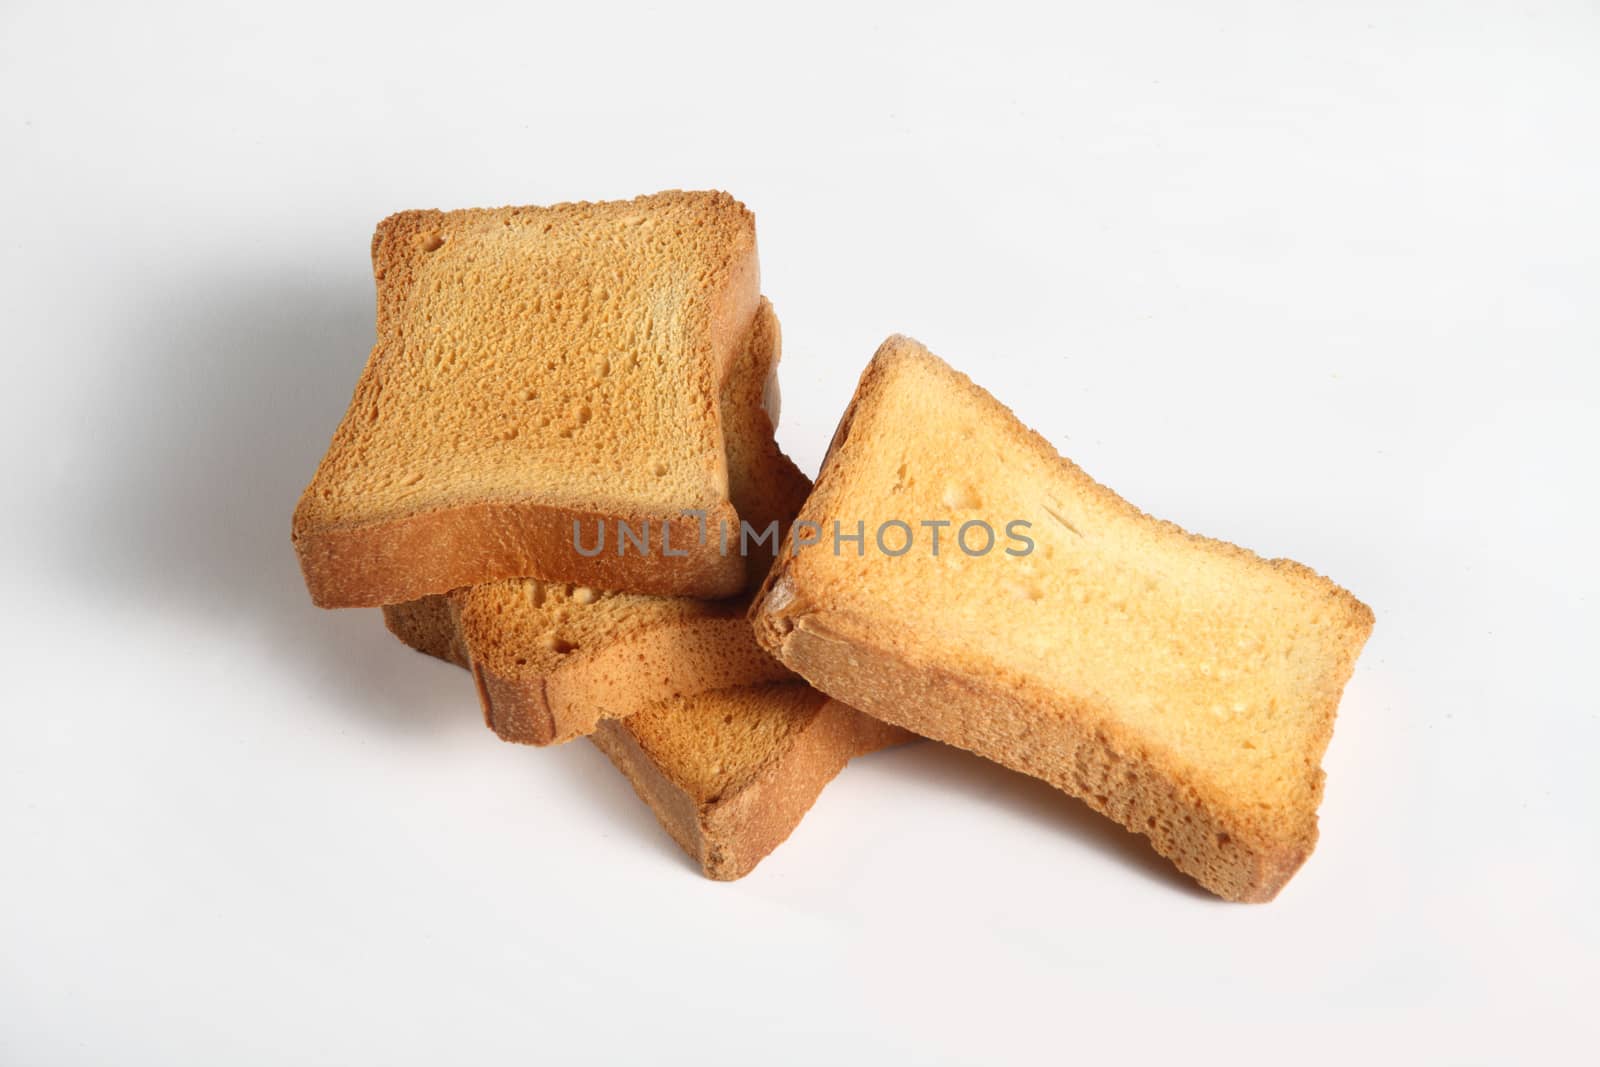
[295,190,1373,899]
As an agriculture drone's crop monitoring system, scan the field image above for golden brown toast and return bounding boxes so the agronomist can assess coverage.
[294,191,762,608]
[751,336,1374,901]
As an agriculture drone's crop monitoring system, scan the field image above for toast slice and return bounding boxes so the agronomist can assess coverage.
[383,604,909,879]
[383,297,811,745]
[750,336,1374,902]
[294,190,761,608]
[590,684,909,880]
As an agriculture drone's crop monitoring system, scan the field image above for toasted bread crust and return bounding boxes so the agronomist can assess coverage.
[300,499,745,608]
[752,336,1374,902]
[380,592,465,666]
[294,191,760,607]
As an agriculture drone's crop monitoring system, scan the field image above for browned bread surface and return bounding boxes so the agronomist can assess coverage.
[719,300,810,566]
[591,684,910,880]
[383,297,811,745]
[294,190,761,608]
[750,336,1374,902]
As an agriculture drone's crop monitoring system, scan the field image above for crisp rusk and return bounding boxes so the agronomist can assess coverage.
[295,191,762,608]
[751,336,1373,902]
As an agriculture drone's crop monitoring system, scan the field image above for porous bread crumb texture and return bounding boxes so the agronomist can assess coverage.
[412,295,809,745]
[718,297,811,578]
[457,578,738,684]
[380,608,908,880]
[619,683,829,803]
[454,578,792,744]
[385,586,788,747]
[591,684,911,880]
[752,336,1375,902]
[293,190,760,607]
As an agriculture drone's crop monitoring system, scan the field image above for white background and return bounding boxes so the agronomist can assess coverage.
[3,1,1596,1063]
